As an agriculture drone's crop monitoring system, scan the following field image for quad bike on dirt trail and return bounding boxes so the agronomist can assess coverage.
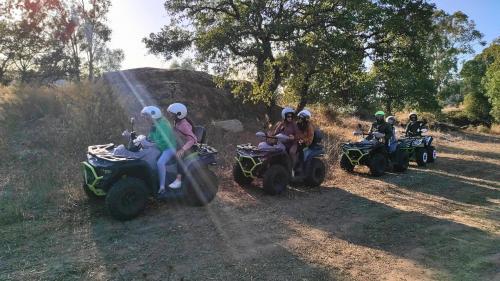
[398,125,437,167]
[233,130,326,195]
[82,118,219,220]
[340,124,409,177]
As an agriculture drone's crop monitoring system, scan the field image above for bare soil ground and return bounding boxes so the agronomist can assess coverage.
[2,123,499,281]
[0,70,498,280]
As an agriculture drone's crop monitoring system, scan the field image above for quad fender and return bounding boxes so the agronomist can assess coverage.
[424,136,433,146]
[266,153,292,172]
[113,161,157,195]
[368,144,387,156]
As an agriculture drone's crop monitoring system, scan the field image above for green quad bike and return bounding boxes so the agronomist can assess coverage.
[233,130,326,195]
[82,118,219,220]
[340,125,409,177]
[398,127,437,167]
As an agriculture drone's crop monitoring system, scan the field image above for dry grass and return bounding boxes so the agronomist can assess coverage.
[0,82,127,226]
[490,124,500,135]
[0,83,499,281]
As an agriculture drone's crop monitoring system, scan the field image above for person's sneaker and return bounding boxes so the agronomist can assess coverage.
[168,179,182,189]
[158,187,166,194]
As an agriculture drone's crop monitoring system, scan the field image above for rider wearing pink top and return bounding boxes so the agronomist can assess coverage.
[166,103,198,189]
[175,118,197,152]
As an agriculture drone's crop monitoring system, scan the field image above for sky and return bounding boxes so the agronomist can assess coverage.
[108,0,500,70]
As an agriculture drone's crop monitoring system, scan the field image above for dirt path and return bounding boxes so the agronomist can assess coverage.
[2,129,497,281]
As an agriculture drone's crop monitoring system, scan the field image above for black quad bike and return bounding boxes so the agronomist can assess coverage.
[233,130,326,195]
[398,127,437,167]
[340,125,409,177]
[82,118,219,220]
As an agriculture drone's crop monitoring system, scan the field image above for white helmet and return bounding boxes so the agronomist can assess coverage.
[297,109,312,120]
[281,107,295,119]
[167,102,188,119]
[409,112,417,119]
[141,106,162,119]
[386,115,396,124]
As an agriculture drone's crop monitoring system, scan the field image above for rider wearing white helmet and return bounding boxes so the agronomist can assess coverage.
[296,109,314,147]
[139,105,177,194]
[272,106,299,168]
[386,115,396,125]
[293,109,315,174]
[297,109,314,148]
[274,106,298,145]
[405,111,425,137]
[141,106,163,119]
[166,102,198,189]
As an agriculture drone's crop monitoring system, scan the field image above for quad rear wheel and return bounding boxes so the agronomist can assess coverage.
[427,146,437,163]
[393,150,409,172]
[263,165,289,195]
[305,158,326,187]
[185,166,219,206]
[368,153,387,177]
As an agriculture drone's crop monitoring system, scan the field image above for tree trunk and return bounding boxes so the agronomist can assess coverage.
[296,72,312,112]
[88,49,94,81]
[385,99,392,116]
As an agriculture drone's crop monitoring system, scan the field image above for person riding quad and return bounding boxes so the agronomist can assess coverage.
[166,103,198,190]
[295,109,315,174]
[368,111,393,147]
[272,107,299,163]
[405,112,426,137]
[386,115,398,153]
[137,106,178,194]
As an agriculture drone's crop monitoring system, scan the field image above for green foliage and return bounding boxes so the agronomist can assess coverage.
[463,92,491,122]
[145,0,458,114]
[482,40,500,122]
[429,10,484,102]
[460,40,499,124]
[0,0,123,84]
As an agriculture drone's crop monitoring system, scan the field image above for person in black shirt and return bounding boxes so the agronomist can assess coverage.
[405,112,426,137]
[369,111,393,146]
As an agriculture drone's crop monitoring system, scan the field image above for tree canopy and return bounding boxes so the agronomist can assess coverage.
[144,0,486,118]
[0,0,123,84]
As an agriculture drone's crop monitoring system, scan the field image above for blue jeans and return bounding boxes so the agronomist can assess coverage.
[157,148,176,188]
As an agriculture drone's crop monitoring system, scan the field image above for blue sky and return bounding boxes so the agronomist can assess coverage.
[429,0,499,53]
[109,0,500,70]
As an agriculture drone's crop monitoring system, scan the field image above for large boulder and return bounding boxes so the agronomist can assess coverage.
[212,119,244,133]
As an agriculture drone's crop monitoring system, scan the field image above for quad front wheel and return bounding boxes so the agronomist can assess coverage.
[83,182,104,201]
[233,162,253,186]
[106,177,149,221]
[415,148,428,167]
[340,154,355,172]
[263,165,290,195]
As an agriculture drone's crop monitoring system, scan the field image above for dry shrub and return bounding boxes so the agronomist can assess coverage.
[475,125,490,134]
[490,124,500,135]
[0,82,128,224]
